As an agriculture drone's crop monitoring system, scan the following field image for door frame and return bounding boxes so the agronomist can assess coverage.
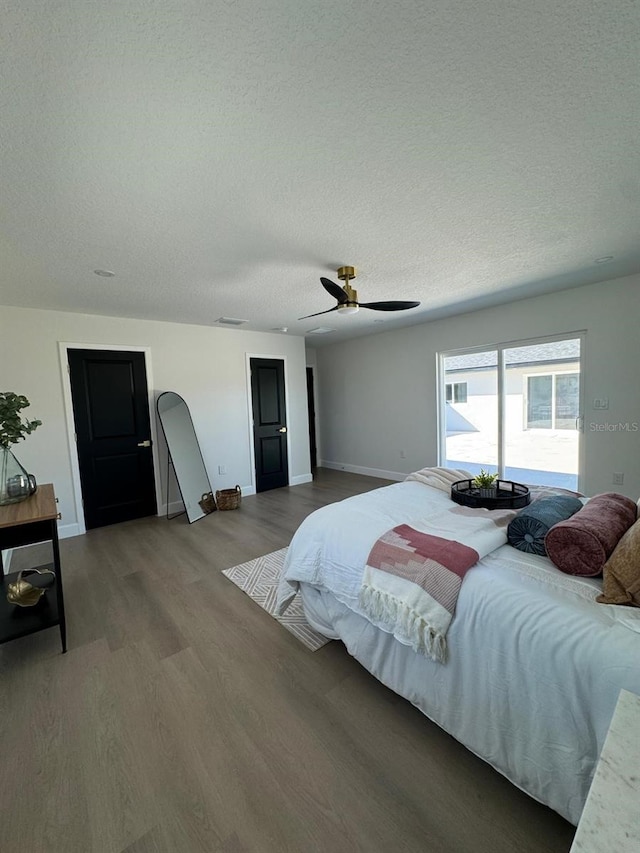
[306,365,318,469]
[245,352,293,495]
[58,342,162,536]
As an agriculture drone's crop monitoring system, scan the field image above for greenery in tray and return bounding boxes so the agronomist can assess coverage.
[473,469,498,489]
[0,392,42,448]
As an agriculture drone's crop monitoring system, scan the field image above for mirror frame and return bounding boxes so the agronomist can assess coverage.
[156,391,212,524]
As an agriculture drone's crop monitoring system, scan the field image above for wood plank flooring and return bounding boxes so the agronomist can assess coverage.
[0,469,575,853]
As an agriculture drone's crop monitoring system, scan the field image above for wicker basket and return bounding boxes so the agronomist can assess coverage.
[199,491,217,514]
[215,485,241,511]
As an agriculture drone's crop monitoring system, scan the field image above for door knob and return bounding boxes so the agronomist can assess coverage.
[137,439,152,447]
[278,427,287,433]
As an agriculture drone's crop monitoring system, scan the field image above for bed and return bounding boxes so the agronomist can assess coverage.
[276,472,640,826]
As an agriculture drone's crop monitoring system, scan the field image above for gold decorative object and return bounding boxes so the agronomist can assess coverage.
[7,568,55,607]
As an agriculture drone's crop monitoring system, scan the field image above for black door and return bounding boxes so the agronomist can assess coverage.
[251,358,289,492]
[306,367,317,469]
[68,349,157,529]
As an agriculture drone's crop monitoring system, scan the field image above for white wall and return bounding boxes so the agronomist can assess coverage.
[314,274,640,498]
[0,306,311,536]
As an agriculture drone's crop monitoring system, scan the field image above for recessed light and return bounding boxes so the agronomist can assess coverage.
[307,327,336,335]
[594,256,614,264]
[94,269,115,277]
[271,327,288,333]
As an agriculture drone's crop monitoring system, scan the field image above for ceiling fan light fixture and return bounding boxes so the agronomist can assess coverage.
[302,265,419,321]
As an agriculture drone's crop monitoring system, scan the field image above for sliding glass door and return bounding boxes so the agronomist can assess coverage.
[442,350,498,477]
[440,335,583,490]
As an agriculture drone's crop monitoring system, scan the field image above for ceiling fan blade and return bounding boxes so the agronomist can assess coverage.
[298,305,341,320]
[359,300,421,311]
[320,277,349,304]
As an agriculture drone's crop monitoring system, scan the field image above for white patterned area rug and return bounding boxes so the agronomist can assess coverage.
[222,548,331,652]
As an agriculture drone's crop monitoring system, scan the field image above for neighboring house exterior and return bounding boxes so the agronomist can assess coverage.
[443,340,581,487]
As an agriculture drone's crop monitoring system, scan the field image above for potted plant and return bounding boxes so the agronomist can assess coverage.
[0,392,42,505]
[473,469,499,498]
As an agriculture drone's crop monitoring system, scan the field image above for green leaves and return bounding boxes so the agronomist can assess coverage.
[473,468,498,489]
[0,392,42,448]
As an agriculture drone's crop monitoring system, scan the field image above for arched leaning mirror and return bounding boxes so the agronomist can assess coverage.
[156,391,212,524]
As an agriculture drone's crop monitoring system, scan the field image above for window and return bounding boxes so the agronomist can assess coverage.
[439,335,583,491]
[526,373,579,430]
[445,382,468,403]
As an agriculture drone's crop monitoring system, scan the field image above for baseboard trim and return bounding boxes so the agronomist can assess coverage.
[158,500,185,517]
[290,473,313,486]
[319,460,405,482]
[59,522,81,540]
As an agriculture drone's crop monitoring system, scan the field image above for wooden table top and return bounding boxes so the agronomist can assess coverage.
[0,484,57,529]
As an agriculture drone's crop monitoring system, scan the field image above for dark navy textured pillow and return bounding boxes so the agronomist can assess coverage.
[507,496,584,556]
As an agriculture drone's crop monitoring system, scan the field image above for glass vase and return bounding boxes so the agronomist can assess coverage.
[0,447,32,505]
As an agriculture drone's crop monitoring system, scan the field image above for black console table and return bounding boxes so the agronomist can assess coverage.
[0,484,67,653]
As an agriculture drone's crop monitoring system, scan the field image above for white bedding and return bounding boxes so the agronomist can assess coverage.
[277,481,455,616]
[277,480,640,825]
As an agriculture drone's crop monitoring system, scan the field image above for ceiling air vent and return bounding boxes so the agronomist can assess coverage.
[307,327,336,335]
[215,317,248,326]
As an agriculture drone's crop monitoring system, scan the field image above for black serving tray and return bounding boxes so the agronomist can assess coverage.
[451,479,531,510]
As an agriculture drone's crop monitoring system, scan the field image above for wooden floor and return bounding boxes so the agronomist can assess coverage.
[0,469,575,853]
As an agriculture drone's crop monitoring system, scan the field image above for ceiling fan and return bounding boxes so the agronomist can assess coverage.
[299,266,420,320]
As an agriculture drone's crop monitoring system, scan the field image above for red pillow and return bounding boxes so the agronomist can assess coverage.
[544,493,637,576]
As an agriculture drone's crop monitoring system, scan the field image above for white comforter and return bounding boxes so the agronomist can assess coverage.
[277,480,640,824]
[277,481,457,615]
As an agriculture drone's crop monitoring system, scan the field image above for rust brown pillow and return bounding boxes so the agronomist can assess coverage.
[597,518,640,607]
[545,493,637,576]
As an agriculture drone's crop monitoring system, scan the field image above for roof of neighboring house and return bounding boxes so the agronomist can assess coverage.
[445,339,580,372]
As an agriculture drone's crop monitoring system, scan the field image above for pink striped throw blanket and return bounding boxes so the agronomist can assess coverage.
[359,507,516,662]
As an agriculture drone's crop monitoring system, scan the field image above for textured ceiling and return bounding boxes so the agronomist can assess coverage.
[1,1,639,345]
